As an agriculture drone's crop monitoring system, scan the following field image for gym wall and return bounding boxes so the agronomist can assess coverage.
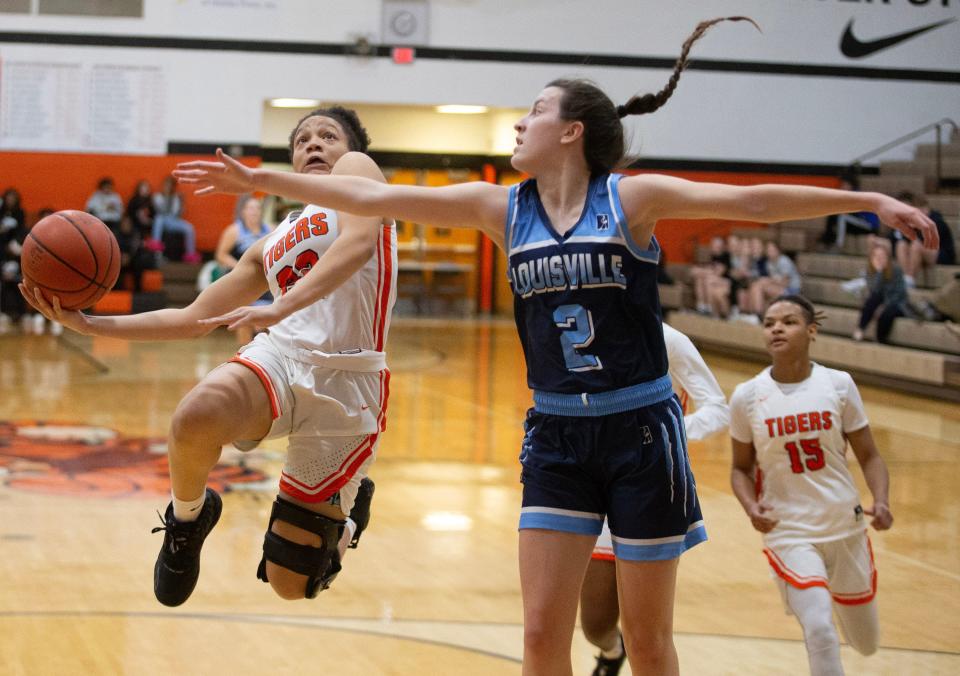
[0,0,956,164]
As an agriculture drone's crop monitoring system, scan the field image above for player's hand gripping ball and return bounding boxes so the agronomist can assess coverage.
[21,210,121,310]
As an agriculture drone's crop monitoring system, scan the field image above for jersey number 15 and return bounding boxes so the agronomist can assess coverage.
[785,438,825,474]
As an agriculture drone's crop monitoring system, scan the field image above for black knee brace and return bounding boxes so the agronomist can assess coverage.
[256,497,345,598]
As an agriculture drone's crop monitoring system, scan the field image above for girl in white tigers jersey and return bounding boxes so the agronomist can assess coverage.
[729,294,893,676]
[23,106,396,606]
[581,322,729,676]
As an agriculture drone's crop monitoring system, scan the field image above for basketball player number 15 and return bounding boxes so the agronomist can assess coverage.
[785,438,825,474]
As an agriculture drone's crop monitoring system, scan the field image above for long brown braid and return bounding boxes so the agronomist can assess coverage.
[547,17,760,174]
[617,16,761,118]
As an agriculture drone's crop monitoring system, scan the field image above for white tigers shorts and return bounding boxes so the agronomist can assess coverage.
[764,531,877,611]
[228,332,389,513]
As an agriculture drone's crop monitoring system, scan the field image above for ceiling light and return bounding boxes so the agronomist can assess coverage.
[270,98,321,108]
[435,105,489,114]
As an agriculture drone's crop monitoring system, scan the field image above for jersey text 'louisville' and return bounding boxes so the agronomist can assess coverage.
[506,173,667,394]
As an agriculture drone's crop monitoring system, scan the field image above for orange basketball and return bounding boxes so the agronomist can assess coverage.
[21,210,121,311]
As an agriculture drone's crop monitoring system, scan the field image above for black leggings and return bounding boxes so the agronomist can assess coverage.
[0,277,26,318]
[858,291,903,344]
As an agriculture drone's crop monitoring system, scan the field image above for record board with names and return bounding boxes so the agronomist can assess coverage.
[0,59,165,154]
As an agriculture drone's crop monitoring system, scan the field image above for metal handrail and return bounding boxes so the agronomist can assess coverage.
[850,118,959,188]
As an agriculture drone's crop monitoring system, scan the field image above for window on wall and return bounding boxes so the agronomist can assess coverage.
[39,0,143,17]
[0,0,31,13]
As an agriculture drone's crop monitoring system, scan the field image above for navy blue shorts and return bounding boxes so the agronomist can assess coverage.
[518,395,707,561]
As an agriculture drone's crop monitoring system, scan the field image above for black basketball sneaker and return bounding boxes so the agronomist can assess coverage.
[591,633,626,676]
[348,477,375,548]
[151,487,222,607]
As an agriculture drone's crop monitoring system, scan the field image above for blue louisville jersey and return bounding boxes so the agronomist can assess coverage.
[506,172,668,395]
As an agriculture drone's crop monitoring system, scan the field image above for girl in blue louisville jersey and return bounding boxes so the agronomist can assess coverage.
[174,16,938,676]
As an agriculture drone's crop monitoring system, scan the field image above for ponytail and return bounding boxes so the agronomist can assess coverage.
[617,16,761,118]
[549,16,759,174]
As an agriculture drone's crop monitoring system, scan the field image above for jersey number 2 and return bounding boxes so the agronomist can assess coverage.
[785,438,825,474]
[275,249,320,295]
[553,304,602,372]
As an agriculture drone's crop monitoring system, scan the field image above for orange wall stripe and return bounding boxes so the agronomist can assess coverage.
[478,163,497,313]
[1,152,262,252]
[620,169,842,263]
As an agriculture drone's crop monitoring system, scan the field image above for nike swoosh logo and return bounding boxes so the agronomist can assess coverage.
[840,18,957,59]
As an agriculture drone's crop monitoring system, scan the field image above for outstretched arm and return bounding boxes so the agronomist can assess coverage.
[847,425,893,531]
[664,326,729,440]
[175,149,511,249]
[20,243,268,340]
[201,153,390,332]
[618,174,939,251]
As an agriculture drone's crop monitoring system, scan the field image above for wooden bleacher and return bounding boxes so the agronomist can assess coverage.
[815,304,960,356]
[150,261,200,309]
[90,260,200,314]
[669,311,960,400]
[796,252,960,288]
[671,131,960,399]
[800,276,937,309]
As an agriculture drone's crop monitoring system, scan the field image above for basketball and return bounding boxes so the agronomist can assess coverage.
[20,210,121,311]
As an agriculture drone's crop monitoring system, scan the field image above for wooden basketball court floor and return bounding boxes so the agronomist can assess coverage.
[1,318,957,675]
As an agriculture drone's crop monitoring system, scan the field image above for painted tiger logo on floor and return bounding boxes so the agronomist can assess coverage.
[0,420,270,498]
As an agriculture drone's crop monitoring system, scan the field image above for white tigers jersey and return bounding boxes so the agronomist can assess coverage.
[260,204,397,356]
[729,363,870,547]
[663,323,729,441]
[594,324,728,560]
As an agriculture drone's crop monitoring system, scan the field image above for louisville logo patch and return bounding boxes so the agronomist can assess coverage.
[0,420,269,498]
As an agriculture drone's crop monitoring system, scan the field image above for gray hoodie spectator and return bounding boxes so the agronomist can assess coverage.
[85,178,123,231]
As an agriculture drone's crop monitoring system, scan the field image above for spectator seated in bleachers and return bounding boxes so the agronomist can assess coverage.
[719,234,747,318]
[831,211,879,249]
[907,270,960,334]
[126,179,156,240]
[209,195,274,345]
[729,236,767,322]
[691,235,731,315]
[1,188,25,232]
[115,215,155,293]
[148,175,201,263]
[657,247,674,286]
[84,177,124,234]
[214,195,273,277]
[853,242,908,344]
[889,191,956,287]
[744,241,801,319]
[0,201,61,335]
[817,175,882,249]
[0,187,27,333]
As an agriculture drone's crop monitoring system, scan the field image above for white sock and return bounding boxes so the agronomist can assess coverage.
[600,634,624,660]
[172,492,206,522]
[337,518,358,558]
